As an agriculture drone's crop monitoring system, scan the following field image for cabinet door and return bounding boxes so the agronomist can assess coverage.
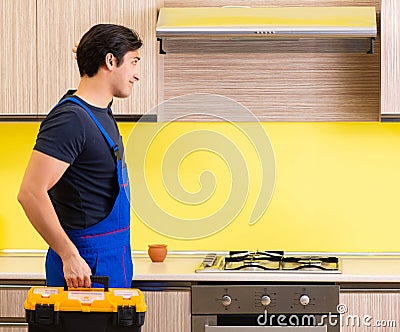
[142,290,191,332]
[0,0,37,115]
[340,291,400,331]
[381,0,400,116]
[0,327,27,332]
[0,288,29,318]
[0,287,30,332]
[37,0,158,115]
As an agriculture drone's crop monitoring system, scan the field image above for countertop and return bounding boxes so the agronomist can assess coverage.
[1,252,400,283]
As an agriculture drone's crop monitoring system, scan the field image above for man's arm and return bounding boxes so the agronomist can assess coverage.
[18,150,91,288]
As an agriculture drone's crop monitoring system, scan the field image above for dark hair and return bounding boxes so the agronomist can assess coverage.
[76,24,143,77]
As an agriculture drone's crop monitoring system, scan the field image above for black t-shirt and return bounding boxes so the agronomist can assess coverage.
[34,91,124,230]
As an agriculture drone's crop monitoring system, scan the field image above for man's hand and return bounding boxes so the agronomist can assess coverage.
[62,251,92,288]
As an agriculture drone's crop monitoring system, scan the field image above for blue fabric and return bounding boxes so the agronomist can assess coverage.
[45,96,132,288]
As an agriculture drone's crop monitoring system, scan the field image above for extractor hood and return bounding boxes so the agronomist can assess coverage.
[156,6,377,54]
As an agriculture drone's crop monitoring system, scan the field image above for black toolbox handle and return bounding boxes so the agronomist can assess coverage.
[64,276,109,291]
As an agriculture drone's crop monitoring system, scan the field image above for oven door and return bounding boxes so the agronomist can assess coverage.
[205,327,327,331]
[192,315,336,332]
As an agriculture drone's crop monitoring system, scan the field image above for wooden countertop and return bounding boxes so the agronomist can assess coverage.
[1,253,400,283]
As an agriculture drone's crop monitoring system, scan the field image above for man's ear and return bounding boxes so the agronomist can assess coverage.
[105,53,114,70]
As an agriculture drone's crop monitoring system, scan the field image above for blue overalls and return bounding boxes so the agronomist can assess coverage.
[45,96,133,288]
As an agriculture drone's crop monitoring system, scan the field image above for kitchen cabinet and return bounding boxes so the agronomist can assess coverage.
[0,0,37,115]
[0,286,30,332]
[340,290,400,332]
[36,0,158,116]
[0,283,190,332]
[0,0,157,117]
[142,289,191,332]
[381,0,400,117]
[160,0,381,122]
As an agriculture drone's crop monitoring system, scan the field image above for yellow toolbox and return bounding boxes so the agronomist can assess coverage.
[24,277,146,332]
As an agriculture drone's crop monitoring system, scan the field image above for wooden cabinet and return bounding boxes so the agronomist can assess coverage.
[381,0,400,116]
[0,284,190,332]
[0,0,158,116]
[142,290,191,332]
[0,0,37,115]
[160,0,381,122]
[340,290,400,331]
[0,286,30,332]
[36,0,158,116]
[0,288,28,317]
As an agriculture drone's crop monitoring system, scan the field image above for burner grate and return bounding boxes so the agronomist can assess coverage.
[196,251,341,273]
[226,250,284,262]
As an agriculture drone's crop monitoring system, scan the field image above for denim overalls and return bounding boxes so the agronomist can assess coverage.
[45,96,133,288]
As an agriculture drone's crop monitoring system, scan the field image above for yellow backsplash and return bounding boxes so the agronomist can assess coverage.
[2,121,400,253]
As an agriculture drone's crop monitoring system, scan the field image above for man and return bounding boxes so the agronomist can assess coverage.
[18,24,142,288]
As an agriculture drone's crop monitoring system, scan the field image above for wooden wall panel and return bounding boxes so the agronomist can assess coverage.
[0,0,37,115]
[381,0,400,115]
[37,0,158,115]
[160,0,381,121]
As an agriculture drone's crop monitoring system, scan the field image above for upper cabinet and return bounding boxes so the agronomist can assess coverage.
[381,0,400,118]
[0,0,158,117]
[0,0,394,121]
[0,0,37,115]
[36,0,158,116]
[157,0,381,122]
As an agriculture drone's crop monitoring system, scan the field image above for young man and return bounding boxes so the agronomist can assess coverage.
[18,24,142,288]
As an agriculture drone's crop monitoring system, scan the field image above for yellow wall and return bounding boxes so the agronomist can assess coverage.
[2,122,400,252]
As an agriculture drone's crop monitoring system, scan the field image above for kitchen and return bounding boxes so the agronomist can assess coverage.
[1,0,400,331]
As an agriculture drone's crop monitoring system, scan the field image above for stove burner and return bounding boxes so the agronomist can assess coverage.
[283,256,339,264]
[226,250,284,262]
[196,251,341,273]
[282,256,340,271]
[225,261,281,271]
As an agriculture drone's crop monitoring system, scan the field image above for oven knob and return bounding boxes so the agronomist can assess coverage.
[299,294,310,306]
[221,295,232,307]
[261,295,271,306]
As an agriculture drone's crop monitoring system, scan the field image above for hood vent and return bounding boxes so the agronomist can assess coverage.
[156,6,377,54]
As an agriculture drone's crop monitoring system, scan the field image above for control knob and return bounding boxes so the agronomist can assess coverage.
[221,295,232,307]
[299,294,310,306]
[261,295,271,306]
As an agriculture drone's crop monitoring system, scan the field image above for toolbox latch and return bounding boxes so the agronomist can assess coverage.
[35,304,59,325]
[117,305,136,326]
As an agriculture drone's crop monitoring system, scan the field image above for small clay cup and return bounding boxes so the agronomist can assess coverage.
[148,244,168,262]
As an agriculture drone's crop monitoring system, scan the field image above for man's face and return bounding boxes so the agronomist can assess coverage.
[111,50,140,98]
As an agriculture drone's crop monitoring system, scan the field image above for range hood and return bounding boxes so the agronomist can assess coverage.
[156,6,377,53]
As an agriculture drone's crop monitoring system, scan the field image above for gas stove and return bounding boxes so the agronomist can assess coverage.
[195,251,342,273]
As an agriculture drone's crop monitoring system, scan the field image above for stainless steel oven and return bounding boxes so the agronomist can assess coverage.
[192,284,340,332]
[192,252,341,331]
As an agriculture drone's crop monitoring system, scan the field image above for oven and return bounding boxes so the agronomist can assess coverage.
[192,252,341,332]
[192,284,340,332]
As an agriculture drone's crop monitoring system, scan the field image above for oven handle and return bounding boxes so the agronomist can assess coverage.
[205,326,327,331]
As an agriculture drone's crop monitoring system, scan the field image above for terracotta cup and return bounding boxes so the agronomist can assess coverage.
[148,244,168,262]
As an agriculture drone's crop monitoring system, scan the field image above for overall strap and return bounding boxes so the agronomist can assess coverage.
[55,96,121,160]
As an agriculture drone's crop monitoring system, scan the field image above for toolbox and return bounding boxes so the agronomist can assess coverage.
[24,277,146,332]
